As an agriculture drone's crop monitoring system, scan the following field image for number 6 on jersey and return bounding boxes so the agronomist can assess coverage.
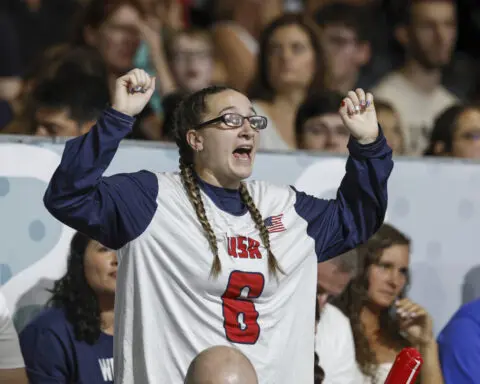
[221,271,265,344]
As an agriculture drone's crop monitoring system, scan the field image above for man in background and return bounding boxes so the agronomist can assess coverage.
[373,0,458,155]
[315,3,372,94]
[31,73,110,138]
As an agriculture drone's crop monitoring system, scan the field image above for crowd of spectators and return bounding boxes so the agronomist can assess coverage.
[1,1,480,383]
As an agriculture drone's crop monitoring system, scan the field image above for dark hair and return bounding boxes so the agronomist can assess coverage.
[314,2,371,42]
[332,223,411,382]
[173,86,282,277]
[47,232,101,345]
[32,72,110,127]
[248,13,325,101]
[395,0,455,27]
[72,0,144,46]
[314,298,325,383]
[295,91,344,147]
[162,91,189,141]
[24,45,107,85]
[424,104,476,156]
[314,352,325,384]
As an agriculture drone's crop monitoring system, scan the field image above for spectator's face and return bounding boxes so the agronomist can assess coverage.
[376,108,403,155]
[367,245,409,309]
[93,5,141,74]
[84,240,117,295]
[320,24,369,85]
[190,90,259,186]
[300,113,349,153]
[171,35,213,93]
[408,2,457,69]
[317,260,353,310]
[451,108,480,159]
[267,25,315,92]
[34,108,93,137]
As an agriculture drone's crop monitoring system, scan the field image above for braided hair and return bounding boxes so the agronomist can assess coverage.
[173,86,282,277]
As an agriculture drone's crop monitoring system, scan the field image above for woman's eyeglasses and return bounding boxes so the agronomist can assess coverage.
[196,113,268,131]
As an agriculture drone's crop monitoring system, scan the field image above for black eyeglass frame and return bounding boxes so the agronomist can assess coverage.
[195,113,268,131]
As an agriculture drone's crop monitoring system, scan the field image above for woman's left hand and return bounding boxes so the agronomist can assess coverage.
[396,298,434,347]
[339,88,379,145]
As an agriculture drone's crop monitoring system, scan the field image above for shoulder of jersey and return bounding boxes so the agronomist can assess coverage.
[244,179,296,209]
[153,173,294,198]
[153,172,184,193]
[152,173,296,208]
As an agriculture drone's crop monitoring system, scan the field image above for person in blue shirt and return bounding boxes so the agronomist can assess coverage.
[438,298,480,383]
[19,232,117,384]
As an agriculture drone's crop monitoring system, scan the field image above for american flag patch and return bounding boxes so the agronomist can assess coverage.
[264,214,285,233]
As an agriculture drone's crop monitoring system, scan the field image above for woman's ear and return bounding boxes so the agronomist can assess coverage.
[433,141,447,156]
[186,130,204,152]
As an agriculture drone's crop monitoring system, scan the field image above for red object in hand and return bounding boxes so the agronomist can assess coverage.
[384,348,423,384]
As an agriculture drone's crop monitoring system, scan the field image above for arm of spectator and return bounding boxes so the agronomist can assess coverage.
[419,340,445,384]
[19,326,71,384]
[0,293,28,384]
[438,316,480,383]
[138,18,177,97]
[0,13,22,101]
[211,24,256,92]
[0,369,29,384]
[43,107,159,250]
[292,131,392,262]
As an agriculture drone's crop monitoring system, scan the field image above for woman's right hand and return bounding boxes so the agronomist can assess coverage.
[396,298,434,347]
[111,69,155,117]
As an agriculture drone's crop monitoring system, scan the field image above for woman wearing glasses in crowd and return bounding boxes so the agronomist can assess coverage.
[43,68,392,383]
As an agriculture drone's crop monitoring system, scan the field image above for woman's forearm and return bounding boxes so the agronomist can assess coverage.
[419,340,444,384]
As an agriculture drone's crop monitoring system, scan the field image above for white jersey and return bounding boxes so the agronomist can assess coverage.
[43,108,393,383]
[116,174,317,383]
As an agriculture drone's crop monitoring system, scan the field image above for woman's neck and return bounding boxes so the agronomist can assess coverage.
[360,304,382,337]
[194,166,240,190]
[98,295,115,335]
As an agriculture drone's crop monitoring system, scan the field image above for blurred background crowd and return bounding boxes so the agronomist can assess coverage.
[1,0,480,159]
[1,0,480,383]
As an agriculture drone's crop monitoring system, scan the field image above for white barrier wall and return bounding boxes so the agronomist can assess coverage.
[1,139,479,335]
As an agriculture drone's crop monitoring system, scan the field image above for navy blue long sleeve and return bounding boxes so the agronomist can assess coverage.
[45,108,392,256]
[43,108,159,250]
[293,129,393,261]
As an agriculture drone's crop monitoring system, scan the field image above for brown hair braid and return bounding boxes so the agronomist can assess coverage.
[173,85,283,278]
[180,160,222,277]
[239,183,283,277]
